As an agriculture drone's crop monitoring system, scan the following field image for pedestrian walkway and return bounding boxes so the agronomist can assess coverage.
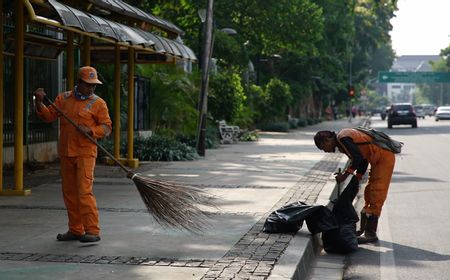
[0,118,366,280]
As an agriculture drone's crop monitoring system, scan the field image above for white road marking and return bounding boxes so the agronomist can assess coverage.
[379,208,398,280]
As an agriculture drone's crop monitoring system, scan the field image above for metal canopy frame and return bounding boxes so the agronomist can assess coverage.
[87,0,184,36]
[25,0,196,62]
[4,32,66,60]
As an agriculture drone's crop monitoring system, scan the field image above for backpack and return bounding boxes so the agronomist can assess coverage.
[353,126,403,154]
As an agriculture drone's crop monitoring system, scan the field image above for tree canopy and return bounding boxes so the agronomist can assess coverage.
[122,0,398,131]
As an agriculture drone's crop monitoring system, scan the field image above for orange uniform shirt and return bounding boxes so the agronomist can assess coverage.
[337,128,387,165]
[37,91,112,157]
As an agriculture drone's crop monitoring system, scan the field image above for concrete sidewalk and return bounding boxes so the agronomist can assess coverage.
[0,118,365,280]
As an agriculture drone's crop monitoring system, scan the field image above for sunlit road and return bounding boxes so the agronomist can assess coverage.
[345,115,450,280]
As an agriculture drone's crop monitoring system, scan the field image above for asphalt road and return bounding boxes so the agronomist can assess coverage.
[344,115,450,280]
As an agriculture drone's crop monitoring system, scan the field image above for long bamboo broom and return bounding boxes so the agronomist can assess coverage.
[44,96,212,231]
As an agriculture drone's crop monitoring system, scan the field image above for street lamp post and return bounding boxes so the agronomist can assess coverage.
[196,0,214,157]
[196,3,238,156]
[197,9,206,70]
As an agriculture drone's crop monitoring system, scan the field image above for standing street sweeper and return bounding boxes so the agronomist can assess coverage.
[34,66,112,243]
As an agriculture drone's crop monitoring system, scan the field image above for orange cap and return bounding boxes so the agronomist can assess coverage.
[78,66,102,84]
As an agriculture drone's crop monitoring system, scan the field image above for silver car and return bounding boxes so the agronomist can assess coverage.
[414,105,425,119]
[435,106,450,121]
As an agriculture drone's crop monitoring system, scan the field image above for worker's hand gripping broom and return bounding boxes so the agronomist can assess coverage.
[44,96,211,231]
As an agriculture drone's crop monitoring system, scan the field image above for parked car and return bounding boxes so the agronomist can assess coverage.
[434,106,450,121]
[413,105,425,119]
[387,103,417,128]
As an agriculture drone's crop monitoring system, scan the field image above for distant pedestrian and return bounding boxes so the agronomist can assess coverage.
[34,66,112,243]
[351,105,357,118]
[325,105,332,120]
[332,105,338,120]
[313,128,396,244]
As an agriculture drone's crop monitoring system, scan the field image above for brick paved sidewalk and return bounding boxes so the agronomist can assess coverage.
[201,153,342,280]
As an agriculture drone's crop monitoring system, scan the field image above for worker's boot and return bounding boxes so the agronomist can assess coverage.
[357,215,379,244]
[356,210,367,236]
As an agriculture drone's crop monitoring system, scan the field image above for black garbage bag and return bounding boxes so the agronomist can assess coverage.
[332,176,359,224]
[305,206,338,234]
[263,202,329,233]
[263,175,360,253]
[263,201,338,233]
[322,223,358,254]
[321,176,360,254]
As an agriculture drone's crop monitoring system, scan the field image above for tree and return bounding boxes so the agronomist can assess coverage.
[123,0,399,126]
[208,71,245,123]
[259,78,292,122]
[138,65,199,136]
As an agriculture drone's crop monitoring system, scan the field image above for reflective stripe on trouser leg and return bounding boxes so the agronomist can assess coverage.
[76,156,100,235]
[61,156,84,235]
[363,151,395,217]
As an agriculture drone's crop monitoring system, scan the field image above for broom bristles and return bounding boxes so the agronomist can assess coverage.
[131,174,213,231]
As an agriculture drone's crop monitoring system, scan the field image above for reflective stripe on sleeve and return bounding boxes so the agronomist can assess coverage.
[101,124,111,137]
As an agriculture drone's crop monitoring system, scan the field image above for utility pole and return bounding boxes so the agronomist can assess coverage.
[196,0,214,156]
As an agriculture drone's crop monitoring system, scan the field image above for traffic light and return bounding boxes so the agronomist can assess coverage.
[348,86,355,97]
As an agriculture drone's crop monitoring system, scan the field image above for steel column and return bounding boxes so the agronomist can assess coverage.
[126,48,138,167]
[4,0,31,195]
[82,35,91,66]
[0,0,4,192]
[67,31,74,89]
[114,44,121,158]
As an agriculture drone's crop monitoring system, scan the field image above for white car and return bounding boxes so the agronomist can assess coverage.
[434,106,450,121]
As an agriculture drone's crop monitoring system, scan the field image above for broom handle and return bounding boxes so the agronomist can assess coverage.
[337,168,341,198]
[44,95,132,175]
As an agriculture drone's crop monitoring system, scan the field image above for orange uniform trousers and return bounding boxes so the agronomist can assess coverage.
[362,148,395,216]
[337,128,395,217]
[60,155,100,235]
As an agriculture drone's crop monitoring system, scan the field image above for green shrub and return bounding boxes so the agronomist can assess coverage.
[174,134,196,147]
[233,104,256,129]
[297,118,307,127]
[138,135,198,161]
[209,72,245,123]
[288,117,298,129]
[206,125,221,148]
[259,79,292,122]
[246,84,265,124]
[306,118,315,125]
[258,122,290,132]
[175,125,220,150]
[99,134,199,161]
[239,130,259,141]
[138,65,199,136]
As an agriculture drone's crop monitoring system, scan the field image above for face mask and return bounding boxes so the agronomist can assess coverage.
[74,86,91,100]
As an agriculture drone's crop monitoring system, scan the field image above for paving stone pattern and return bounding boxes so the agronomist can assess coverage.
[200,153,342,280]
[0,251,216,268]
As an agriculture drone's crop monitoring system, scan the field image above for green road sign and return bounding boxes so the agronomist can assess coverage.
[378,71,450,83]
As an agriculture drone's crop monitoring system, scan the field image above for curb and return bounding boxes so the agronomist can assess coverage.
[267,231,321,280]
[305,118,371,280]
[267,156,348,280]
